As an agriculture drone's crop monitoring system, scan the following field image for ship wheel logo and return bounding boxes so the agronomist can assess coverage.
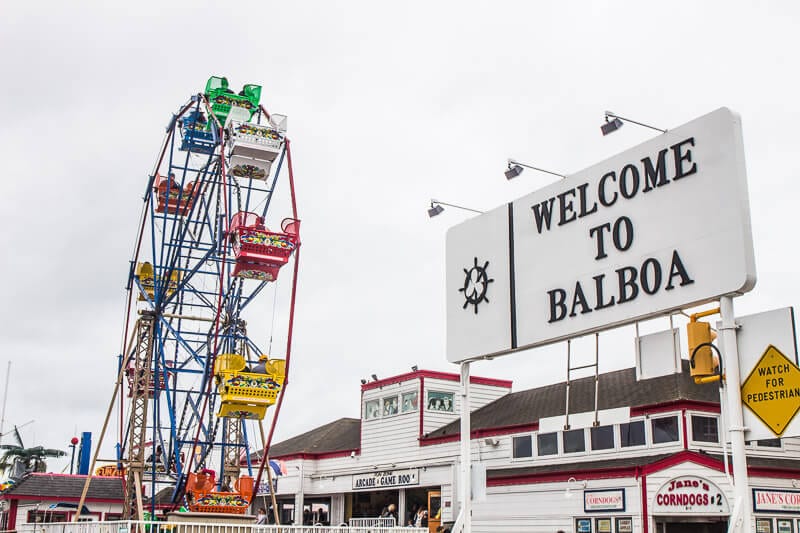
[459,257,494,314]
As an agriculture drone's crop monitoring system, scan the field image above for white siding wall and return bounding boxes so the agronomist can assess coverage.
[475,478,641,533]
[362,379,423,463]
[14,500,124,524]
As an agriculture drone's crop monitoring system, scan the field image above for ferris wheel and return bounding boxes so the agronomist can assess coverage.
[80,76,301,521]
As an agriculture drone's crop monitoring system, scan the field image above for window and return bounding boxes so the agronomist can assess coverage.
[382,395,398,416]
[513,435,532,458]
[591,425,615,450]
[427,391,454,412]
[28,511,69,524]
[756,438,782,448]
[401,391,418,412]
[537,432,558,456]
[620,420,646,447]
[104,513,123,521]
[563,428,586,453]
[691,415,719,443]
[364,399,380,419]
[652,416,680,444]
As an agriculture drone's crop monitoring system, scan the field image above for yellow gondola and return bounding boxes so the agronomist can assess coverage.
[134,262,181,302]
[214,353,286,419]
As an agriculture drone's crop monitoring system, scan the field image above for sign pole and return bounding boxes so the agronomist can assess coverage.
[460,361,472,533]
[720,295,752,532]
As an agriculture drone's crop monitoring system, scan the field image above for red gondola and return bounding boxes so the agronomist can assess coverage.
[154,173,197,216]
[228,212,299,281]
[125,365,169,398]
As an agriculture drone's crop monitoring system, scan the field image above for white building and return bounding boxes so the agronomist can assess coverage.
[262,363,800,533]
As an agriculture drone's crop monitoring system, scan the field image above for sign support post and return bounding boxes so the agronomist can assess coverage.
[459,361,472,533]
[720,295,752,532]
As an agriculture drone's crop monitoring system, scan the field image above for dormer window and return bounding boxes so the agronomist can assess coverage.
[427,391,454,412]
[537,432,558,456]
[563,428,586,453]
[651,415,680,444]
[364,399,380,420]
[382,396,399,416]
[402,391,418,412]
[691,415,719,443]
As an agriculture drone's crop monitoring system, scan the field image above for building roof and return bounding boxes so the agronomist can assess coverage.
[1,473,123,501]
[424,361,719,439]
[268,417,361,458]
[267,363,720,458]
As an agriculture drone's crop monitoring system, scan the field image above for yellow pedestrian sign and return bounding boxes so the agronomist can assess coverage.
[741,345,800,436]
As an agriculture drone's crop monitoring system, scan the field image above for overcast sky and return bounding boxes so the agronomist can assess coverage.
[2,1,800,473]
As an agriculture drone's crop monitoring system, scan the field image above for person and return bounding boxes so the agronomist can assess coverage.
[380,503,397,523]
[414,507,428,527]
[256,507,267,525]
[252,355,269,374]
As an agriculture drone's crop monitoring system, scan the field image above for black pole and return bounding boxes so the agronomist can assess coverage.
[69,444,76,475]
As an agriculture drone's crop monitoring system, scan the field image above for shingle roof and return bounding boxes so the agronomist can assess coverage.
[2,473,123,500]
[268,418,361,458]
[425,361,719,439]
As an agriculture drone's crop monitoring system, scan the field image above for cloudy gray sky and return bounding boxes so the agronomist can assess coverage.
[2,1,799,472]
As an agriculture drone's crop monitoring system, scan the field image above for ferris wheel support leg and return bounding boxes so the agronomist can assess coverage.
[73,321,141,522]
[222,418,243,486]
[253,244,301,503]
[123,315,156,520]
[259,421,280,525]
[133,470,145,522]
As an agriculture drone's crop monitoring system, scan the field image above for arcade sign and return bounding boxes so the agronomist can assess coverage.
[652,476,729,514]
[352,468,419,490]
[446,107,755,363]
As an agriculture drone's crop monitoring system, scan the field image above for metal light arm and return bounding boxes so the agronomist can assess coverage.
[605,112,666,133]
[507,159,565,179]
[430,199,484,214]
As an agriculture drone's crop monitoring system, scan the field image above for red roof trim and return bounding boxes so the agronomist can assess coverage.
[1,495,122,503]
[24,473,95,479]
[361,370,512,391]
[418,376,425,440]
[270,449,359,461]
[641,472,649,533]
[630,400,719,417]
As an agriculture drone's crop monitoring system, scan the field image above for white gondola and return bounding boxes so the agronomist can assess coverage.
[227,110,287,181]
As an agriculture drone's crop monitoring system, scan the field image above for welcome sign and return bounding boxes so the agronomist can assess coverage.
[447,108,756,363]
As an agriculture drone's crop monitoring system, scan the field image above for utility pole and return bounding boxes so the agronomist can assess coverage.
[0,362,11,448]
[719,296,752,532]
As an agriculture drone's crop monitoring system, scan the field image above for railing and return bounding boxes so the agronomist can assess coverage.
[347,518,396,528]
[449,510,464,533]
[21,521,426,533]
